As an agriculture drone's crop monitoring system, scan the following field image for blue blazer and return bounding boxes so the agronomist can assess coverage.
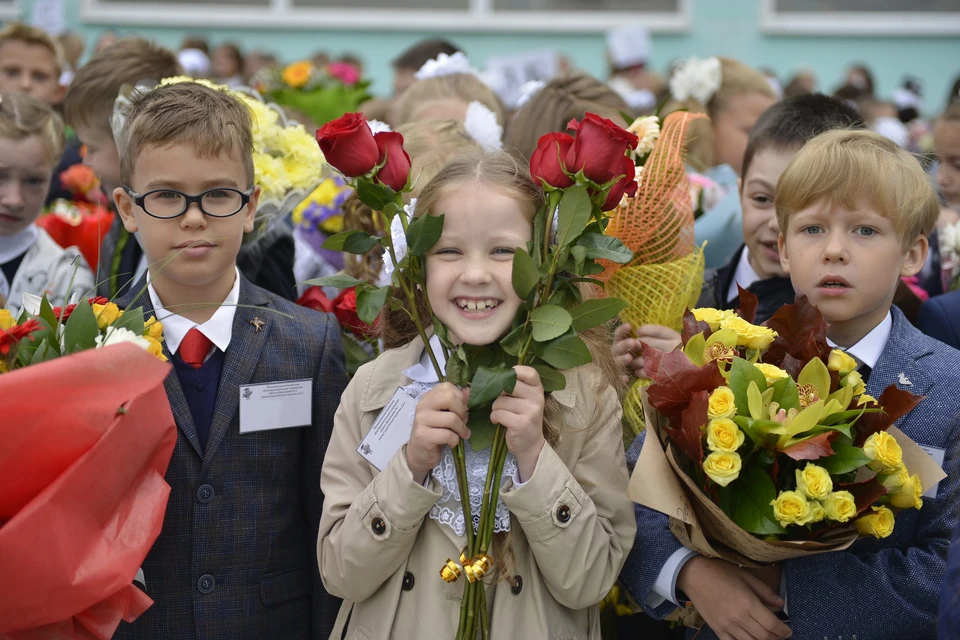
[114,275,348,640]
[940,510,960,640]
[918,289,960,351]
[623,306,960,640]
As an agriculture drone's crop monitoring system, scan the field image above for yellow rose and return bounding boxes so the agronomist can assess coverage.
[809,501,827,523]
[878,466,909,490]
[841,370,862,389]
[854,506,895,539]
[706,418,745,453]
[863,432,903,472]
[707,386,737,420]
[92,302,122,329]
[0,309,14,330]
[702,451,742,487]
[719,315,778,351]
[144,316,164,341]
[820,491,857,522]
[692,308,735,331]
[144,336,168,362]
[754,363,789,385]
[889,473,923,510]
[828,349,858,376]
[771,490,817,527]
[795,463,833,500]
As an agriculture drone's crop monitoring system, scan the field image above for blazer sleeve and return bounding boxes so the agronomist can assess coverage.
[917,297,960,351]
[939,511,960,640]
[304,313,349,640]
[499,380,637,610]
[618,430,689,620]
[317,363,442,603]
[782,413,960,638]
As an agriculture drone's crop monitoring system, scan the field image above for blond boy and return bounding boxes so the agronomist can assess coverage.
[0,22,64,105]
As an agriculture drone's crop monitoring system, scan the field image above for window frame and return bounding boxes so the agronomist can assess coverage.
[0,0,18,20]
[760,0,960,35]
[81,0,692,33]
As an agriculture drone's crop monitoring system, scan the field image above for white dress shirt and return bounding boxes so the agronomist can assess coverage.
[147,267,241,359]
[827,311,892,370]
[727,247,762,304]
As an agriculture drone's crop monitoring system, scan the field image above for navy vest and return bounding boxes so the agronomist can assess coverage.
[172,348,226,451]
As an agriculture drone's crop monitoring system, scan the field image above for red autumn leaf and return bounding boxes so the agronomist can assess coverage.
[642,343,726,419]
[837,477,888,517]
[761,295,831,371]
[737,285,758,324]
[782,431,839,462]
[666,389,707,465]
[681,308,711,344]
[854,385,925,446]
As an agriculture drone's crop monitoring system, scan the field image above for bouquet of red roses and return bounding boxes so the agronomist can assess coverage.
[296,285,378,376]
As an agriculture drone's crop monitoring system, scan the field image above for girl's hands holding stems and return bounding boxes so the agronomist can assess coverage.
[491,366,545,483]
[406,383,471,485]
[613,323,683,383]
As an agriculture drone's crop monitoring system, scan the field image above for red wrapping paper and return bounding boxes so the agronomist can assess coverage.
[0,344,177,639]
[35,209,114,272]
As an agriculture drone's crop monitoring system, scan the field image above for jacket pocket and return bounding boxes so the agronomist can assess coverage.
[347,626,371,640]
[259,566,311,606]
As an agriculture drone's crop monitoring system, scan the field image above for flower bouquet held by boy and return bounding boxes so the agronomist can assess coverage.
[313,111,638,639]
[0,294,175,640]
[629,290,945,602]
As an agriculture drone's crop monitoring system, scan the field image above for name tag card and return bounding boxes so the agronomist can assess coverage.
[239,379,312,433]
[917,445,946,499]
[357,387,418,471]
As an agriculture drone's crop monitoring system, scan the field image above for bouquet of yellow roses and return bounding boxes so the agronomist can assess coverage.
[629,289,945,567]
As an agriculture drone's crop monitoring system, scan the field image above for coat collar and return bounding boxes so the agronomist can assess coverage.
[868,306,934,398]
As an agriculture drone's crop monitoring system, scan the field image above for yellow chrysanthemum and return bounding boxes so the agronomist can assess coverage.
[282,61,315,88]
[254,152,286,201]
[0,309,15,331]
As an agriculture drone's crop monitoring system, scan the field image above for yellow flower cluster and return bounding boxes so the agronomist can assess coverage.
[855,506,895,538]
[865,432,923,510]
[719,315,778,351]
[91,302,167,362]
[770,463,858,528]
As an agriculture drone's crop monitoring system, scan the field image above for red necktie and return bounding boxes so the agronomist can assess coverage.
[178,327,213,369]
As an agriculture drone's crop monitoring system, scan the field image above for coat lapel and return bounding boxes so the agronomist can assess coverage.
[868,308,934,399]
[200,277,271,474]
[118,278,205,458]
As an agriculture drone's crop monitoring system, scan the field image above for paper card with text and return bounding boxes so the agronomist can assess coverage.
[239,379,312,433]
[357,387,419,471]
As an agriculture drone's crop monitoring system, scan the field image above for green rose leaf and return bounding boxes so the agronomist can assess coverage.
[818,442,872,475]
[730,357,768,416]
[530,305,573,342]
[556,185,592,249]
[769,375,801,412]
[16,319,55,366]
[113,306,145,336]
[356,285,389,325]
[512,249,540,299]
[63,297,100,354]
[570,298,627,332]
[341,334,374,377]
[576,233,634,264]
[39,295,58,329]
[356,180,396,212]
[532,363,567,392]
[536,332,593,369]
[29,339,57,366]
[468,366,518,409]
[300,274,365,289]
[407,213,444,257]
[499,324,525,357]
[322,230,380,254]
[467,410,497,451]
[717,462,787,535]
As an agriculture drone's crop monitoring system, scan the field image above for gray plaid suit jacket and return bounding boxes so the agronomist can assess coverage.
[113,275,348,640]
[622,307,960,640]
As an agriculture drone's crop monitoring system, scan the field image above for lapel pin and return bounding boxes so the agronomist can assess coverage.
[250,317,266,333]
[898,373,913,387]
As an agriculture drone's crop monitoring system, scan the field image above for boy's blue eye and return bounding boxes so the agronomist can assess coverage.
[156,191,180,200]
[802,226,823,235]
[207,190,230,199]
[493,247,515,255]
[856,227,876,237]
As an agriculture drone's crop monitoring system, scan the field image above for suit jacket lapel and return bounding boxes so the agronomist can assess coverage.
[118,277,205,458]
[868,308,934,399]
[200,277,271,474]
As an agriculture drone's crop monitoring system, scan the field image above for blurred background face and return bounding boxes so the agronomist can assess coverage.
[0,135,54,236]
[0,41,63,105]
[935,119,960,207]
[712,92,777,175]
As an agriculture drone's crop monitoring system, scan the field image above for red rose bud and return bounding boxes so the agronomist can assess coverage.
[295,286,334,314]
[316,113,380,178]
[565,113,639,185]
[529,132,575,189]
[373,131,412,192]
[333,287,376,338]
[601,156,638,211]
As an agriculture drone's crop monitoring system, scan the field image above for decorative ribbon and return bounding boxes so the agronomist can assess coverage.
[439,552,494,584]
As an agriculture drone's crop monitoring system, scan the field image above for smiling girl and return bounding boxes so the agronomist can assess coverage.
[317,149,635,639]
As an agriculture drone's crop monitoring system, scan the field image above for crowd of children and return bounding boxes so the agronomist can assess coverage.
[2,18,960,640]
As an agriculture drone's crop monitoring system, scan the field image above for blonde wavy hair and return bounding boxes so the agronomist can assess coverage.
[392,73,506,129]
[0,91,65,163]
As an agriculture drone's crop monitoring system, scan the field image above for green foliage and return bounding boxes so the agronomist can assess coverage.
[301,274,365,289]
[356,285,389,325]
[569,298,627,332]
[356,180,396,212]
[818,443,872,475]
[406,213,444,257]
[718,463,787,535]
[113,306,144,336]
[535,331,593,370]
[468,366,519,410]
[729,358,768,416]
[576,233,633,264]
[322,230,380,254]
[555,185,592,250]
[511,249,539,299]
[62,299,99,354]
[530,305,573,342]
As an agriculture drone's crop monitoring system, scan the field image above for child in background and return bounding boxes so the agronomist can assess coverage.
[210,43,244,88]
[0,92,93,316]
[666,56,777,268]
[392,69,505,129]
[390,38,461,97]
[934,99,960,213]
[0,23,65,106]
[318,149,635,638]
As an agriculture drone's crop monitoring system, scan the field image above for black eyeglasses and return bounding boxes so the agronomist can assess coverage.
[123,185,255,219]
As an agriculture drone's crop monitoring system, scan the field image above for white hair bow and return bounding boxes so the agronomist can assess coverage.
[669,57,722,105]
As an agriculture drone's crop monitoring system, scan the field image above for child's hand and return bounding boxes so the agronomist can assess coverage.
[677,556,791,640]
[491,366,545,483]
[406,383,471,485]
[612,323,683,382]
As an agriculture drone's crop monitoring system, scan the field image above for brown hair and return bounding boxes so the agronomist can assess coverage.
[776,129,940,250]
[0,91,65,162]
[0,22,64,74]
[665,57,775,172]
[391,38,461,72]
[57,33,85,70]
[64,37,181,134]
[940,99,960,123]
[505,71,631,161]
[117,81,254,185]
[393,74,506,130]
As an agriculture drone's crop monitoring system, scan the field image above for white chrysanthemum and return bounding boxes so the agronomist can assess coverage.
[463,101,503,152]
[627,115,660,159]
[96,326,151,351]
[383,198,416,279]
[669,57,722,105]
[367,120,392,135]
[941,222,959,257]
[415,52,476,80]
[516,80,546,108]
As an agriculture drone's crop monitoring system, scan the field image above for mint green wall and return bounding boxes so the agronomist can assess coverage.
[20,0,960,115]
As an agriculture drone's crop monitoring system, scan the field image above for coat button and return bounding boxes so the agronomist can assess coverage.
[371,517,386,535]
[511,575,523,595]
[196,484,215,503]
[197,574,215,594]
[402,571,415,591]
[557,505,571,523]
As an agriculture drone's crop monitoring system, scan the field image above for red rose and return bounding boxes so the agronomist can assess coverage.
[373,131,412,192]
[88,296,109,306]
[565,113,639,185]
[333,287,376,338]
[601,156,638,211]
[295,286,334,314]
[0,319,40,355]
[529,133,575,189]
[316,113,379,178]
[52,303,78,322]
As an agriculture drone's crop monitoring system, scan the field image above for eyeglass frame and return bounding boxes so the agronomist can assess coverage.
[122,185,256,219]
